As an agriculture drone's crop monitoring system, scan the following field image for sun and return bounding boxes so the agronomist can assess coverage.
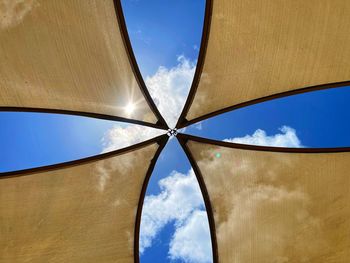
[124,102,136,116]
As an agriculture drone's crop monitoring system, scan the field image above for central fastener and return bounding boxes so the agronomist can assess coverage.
[167,128,178,137]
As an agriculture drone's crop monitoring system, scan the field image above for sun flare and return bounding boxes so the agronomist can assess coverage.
[124,102,136,116]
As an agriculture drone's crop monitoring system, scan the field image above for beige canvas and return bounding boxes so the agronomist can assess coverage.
[0,142,159,263]
[187,139,350,263]
[0,0,157,123]
[185,0,350,121]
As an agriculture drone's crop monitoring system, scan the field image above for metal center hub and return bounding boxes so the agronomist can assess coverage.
[167,128,178,137]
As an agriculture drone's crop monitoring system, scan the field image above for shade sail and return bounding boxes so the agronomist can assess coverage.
[0,0,160,125]
[0,139,161,262]
[183,137,350,263]
[182,0,350,124]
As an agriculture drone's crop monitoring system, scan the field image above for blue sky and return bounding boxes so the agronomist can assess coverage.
[186,86,350,148]
[121,0,205,76]
[1,1,350,263]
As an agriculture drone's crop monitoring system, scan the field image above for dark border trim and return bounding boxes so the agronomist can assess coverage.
[0,135,167,178]
[178,133,350,153]
[134,135,168,263]
[113,0,169,129]
[0,107,168,130]
[177,135,219,263]
[177,80,350,129]
[176,0,213,129]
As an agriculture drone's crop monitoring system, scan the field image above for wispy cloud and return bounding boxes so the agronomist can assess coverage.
[132,29,151,45]
[224,126,303,147]
[193,121,203,130]
[146,55,196,128]
[101,124,163,153]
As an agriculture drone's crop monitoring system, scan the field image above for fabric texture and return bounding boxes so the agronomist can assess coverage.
[185,0,350,121]
[187,139,350,263]
[0,0,156,123]
[0,143,158,263]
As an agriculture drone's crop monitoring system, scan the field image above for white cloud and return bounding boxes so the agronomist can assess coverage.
[140,126,303,263]
[146,55,196,128]
[101,55,196,153]
[224,126,303,147]
[193,121,203,130]
[101,124,163,153]
[140,169,205,254]
[169,210,212,263]
[194,127,326,263]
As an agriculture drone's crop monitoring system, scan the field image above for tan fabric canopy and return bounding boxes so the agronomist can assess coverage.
[183,0,350,123]
[184,138,350,263]
[0,0,158,124]
[2,1,350,262]
[0,141,160,263]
